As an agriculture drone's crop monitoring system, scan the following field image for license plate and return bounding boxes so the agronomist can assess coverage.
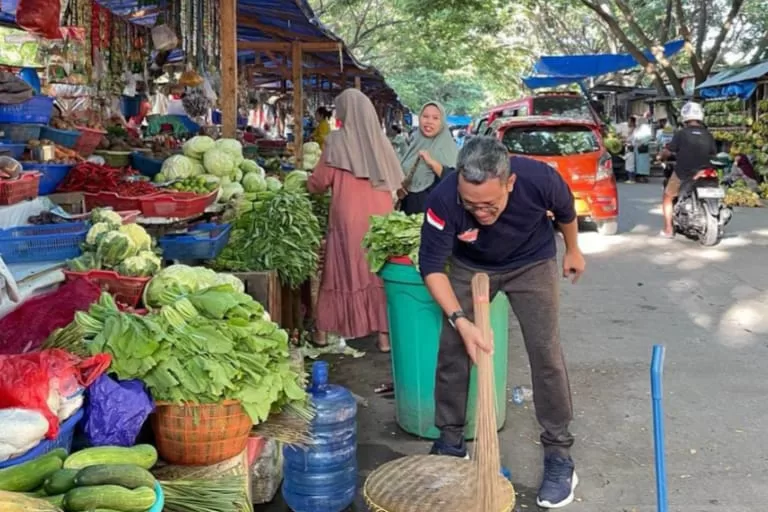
[696,187,725,199]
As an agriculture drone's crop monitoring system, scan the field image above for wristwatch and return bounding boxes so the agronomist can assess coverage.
[448,310,467,329]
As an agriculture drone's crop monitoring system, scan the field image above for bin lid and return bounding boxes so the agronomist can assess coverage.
[380,258,423,285]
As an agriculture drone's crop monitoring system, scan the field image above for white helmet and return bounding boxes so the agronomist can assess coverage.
[681,102,704,123]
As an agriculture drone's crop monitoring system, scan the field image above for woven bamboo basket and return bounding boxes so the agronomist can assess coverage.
[363,455,515,512]
[152,400,252,466]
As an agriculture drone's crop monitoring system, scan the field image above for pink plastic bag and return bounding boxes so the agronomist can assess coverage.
[0,349,111,438]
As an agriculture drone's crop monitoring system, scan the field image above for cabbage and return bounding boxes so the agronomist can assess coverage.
[283,170,308,192]
[242,172,267,192]
[143,264,220,306]
[215,273,245,293]
[265,176,282,192]
[303,141,321,156]
[219,175,232,185]
[118,223,153,252]
[161,154,198,180]
[233,168,243,182]
[240,159,263,175]
[201,174,221,186]
[191,159,205,177]
[215,138,243,159]
[220,182,245,202]
[203,148,236,177]
[183,135,215,159]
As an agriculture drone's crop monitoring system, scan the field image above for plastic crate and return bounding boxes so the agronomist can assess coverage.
[159,222,232,260]
[121,95,141,118]
[73,126,106,157]
[63,270,150,307]
[0,140,26,159]
[0,95,54,124]
[131,151,164,178]
[0,408,84,469]
[0,123,42,143]
[21,162,74,195]
[0,171,40,205]
[0,221,87,264]
[40,126,81,148]
[84,191,161,212]
[93,150,132,168]
[140,189,217,218]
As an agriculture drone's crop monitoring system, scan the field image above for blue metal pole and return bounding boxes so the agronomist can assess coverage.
[651,345,668,512]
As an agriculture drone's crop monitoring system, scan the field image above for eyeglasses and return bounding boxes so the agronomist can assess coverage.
[460,199,501,215]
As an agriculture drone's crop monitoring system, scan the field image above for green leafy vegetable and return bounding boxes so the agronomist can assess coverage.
[362,211,423,273]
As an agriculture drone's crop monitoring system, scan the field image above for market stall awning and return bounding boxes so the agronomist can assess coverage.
[523,39,685,90]
[696,59,768,100]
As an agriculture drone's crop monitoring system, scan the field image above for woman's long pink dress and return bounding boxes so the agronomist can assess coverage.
[307,159,393,339]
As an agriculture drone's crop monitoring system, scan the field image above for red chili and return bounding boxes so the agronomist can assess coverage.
[57,163,156,196]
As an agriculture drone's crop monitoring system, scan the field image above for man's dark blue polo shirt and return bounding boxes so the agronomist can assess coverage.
[419,156,576,278]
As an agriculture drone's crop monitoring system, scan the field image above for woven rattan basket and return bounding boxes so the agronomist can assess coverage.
[152,400,252,466]
[364,455,515,512]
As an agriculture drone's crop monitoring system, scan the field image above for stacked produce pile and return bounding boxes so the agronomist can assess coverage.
[362,211,423,272]
[57,163,156,197]
[709,99,768,177]
[0,443,251,511]
[705,99,752,129]
[155,135,263,204]
[725,180,764,208]
[68,266,309,424]
[66,209,161,278]
[213,169,323,288]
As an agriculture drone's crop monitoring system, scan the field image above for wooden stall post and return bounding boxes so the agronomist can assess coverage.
[354,76,362,90]
[292,42,304,169]
[220,0,238,138]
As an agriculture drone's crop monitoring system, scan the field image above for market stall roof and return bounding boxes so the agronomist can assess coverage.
[696,59,768,100]
[523,39,685,90]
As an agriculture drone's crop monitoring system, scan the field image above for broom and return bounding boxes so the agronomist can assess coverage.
[471,273,506,512]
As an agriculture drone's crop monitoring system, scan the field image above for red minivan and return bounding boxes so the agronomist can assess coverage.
[470,92,602,137]
[494,116,619,235]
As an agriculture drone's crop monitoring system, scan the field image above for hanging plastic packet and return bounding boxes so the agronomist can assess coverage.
[122,66,137,97]
[151,24,179,52]
[202,74,217,103]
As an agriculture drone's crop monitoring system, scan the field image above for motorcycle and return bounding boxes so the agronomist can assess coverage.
[663,157,732,246]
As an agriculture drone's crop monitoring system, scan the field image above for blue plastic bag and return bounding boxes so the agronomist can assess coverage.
[84,374,154,447]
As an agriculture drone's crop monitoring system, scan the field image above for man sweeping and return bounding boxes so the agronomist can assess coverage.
[419,136,585,509]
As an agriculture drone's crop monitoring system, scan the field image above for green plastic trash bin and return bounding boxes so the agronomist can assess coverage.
[380,258,509,440]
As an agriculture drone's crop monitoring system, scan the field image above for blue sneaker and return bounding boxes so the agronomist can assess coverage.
[536,454,578,508]
[429,437,470,459]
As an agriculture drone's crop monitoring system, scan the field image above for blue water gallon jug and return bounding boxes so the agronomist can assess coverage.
[282,360,358,512]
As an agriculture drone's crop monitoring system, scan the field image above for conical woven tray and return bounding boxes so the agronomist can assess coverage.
[363,455,515,512]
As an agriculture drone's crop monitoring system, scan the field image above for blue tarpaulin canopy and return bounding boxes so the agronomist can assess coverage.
[446,115,471,126]
[523,39,686,90]
[696,59,768,100]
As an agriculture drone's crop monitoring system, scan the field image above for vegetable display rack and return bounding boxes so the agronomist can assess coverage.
[0,221,88,264]
[73,127,107,157]
[0,171,41,205]
[84,191,163,213]
[63,270,150,307]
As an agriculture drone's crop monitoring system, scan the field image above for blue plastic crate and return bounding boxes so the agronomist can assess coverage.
[159,223,232,260]
[0,221,87,264]
[122,95,141,118]
[0,95,54,124]
[0,123,42,143]
[40,126,81,148]
[0,140,25,159]
[131,151,165,178]
[21,162,74,195]
[0,408,84,469]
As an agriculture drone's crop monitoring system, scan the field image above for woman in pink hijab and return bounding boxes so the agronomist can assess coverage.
[307,89,404,352]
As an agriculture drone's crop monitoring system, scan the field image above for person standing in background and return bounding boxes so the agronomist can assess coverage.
[312,107,333,150]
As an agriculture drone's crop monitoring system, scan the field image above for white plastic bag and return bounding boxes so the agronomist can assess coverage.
[0,408,48,461]
[151,24,178,51]
[122,67,136,97]
[202,75,217,103]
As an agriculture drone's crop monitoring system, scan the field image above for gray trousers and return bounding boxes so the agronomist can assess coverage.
[434,258,574,455]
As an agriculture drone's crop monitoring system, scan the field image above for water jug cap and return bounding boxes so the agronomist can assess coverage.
[312,360,329,387]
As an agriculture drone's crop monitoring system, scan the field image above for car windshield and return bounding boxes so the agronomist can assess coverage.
[502,126,600,156]
[533,97,592,121]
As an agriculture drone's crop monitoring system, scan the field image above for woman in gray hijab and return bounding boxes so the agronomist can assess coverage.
[398,102,459,215]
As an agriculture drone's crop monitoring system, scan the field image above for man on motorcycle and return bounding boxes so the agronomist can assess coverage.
[659,102,717,238]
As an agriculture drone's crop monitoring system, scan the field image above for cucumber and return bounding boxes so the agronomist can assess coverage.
[74,464,156,490]
[63,445,158,470]
[44,468,79,495]
[0,451,63,492]
[64,485,156,512]
[47,448,69,461]
[42,493,65,507]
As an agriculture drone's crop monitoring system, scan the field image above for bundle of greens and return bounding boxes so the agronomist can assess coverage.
[362,211,423,273]
[214,188,321,288]
[73,287,309,424]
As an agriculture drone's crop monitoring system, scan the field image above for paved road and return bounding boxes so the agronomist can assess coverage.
[259,182,768,512]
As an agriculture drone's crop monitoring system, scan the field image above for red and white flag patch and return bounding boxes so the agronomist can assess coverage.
[457,229,478,243]
[426,208,445,231]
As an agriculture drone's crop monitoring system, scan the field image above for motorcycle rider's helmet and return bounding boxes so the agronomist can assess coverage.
[710,152,733,168]
[681,102,704,123]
